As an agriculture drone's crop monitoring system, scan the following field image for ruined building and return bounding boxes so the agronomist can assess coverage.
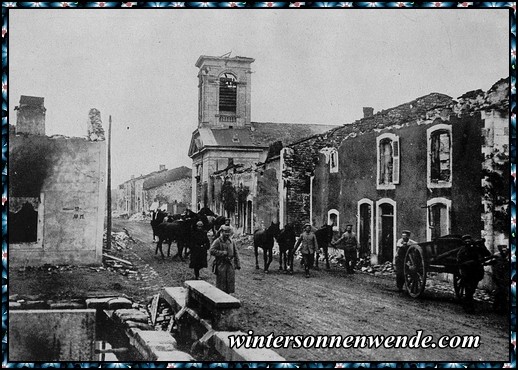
[282,78,509,266]
[9,96,107,266]
[188,55,337,230]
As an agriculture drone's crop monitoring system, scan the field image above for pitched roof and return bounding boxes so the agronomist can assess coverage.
[249,122,338,147]
[191,122,339,156]
[143,166,192,190]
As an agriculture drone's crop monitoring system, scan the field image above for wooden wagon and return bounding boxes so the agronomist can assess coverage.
[403,234,489,298]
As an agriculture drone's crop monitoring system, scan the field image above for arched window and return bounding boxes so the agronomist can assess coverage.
[328,209,339,231]
[427,124,452,188]
[376,133,400,189]
[427,197,451,241]
[219,73,237,113]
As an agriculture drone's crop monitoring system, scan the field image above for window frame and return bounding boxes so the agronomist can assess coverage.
[427,124,452,189]
[357,198,374,257]
[376,133,400,190]
[426,197,452,241]
[9,193,44,249]
[327,209,340,232]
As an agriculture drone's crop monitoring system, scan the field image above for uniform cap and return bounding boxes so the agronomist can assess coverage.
[196,221,204,227]
[220,225,231,231]
[402,230,411,235]
[303,223,312,228]
[462,234,472,241]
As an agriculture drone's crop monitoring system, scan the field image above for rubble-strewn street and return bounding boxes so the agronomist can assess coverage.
[9,218,509,362]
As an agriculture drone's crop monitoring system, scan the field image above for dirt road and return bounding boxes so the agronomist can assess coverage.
[113,219,509,362]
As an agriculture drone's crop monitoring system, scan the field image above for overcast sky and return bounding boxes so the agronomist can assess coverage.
[8,9,508,186]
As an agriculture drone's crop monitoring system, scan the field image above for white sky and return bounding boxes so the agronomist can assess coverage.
[8,9,508,186]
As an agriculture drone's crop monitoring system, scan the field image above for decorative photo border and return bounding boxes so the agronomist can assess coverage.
[1,2,515,368]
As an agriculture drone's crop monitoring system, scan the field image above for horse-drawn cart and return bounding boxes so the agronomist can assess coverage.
[403,235,489,298]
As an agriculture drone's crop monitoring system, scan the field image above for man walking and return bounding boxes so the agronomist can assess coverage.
[457,234,491,313]
[294,223,319,278]
[331,224,358,274]
[209,225,241,294]
[189,221,210,280]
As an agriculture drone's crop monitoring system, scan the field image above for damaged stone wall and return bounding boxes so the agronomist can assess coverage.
[284,78,509,250]
[145,178,192,213]
[9,132,107,266]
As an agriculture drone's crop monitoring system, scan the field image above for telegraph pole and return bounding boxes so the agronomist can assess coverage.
[106,115,112,251]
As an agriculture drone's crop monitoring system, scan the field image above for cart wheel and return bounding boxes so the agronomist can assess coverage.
[404,244,427,298]
[453,271,465,300]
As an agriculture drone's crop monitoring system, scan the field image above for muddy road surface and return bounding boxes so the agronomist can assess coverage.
[115,219,509,362]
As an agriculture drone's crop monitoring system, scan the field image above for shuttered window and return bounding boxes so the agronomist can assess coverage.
[376,133,400,189]
[219,73,237,113]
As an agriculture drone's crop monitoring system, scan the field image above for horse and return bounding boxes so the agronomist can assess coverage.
[150,209,167,242]
[314,224,334,270]
[155,212,198,259]
[276,223,297,273]
[253,222,281,273]
[196,207,226,235]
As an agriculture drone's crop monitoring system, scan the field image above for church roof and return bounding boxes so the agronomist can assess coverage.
[189,122,339,157]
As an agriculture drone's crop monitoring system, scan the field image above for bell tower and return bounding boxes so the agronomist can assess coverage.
[196,55,254,128]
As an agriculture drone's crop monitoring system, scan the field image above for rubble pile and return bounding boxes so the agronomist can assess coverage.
[146,297,174,331]
[360,261,395,276]
[101,229,140,278]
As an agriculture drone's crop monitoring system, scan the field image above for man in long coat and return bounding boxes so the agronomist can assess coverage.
[209,225,241,294]
[189,221,210,280]
[457,234,491,313]
[332,224,359,274]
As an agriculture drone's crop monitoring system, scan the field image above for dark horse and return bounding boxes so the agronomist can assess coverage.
[155,210,199,259]
[150,209,167,242]
[198,207,226,235]
[253,222,281,273]
[314,224,334,270]
[276,223,297,273]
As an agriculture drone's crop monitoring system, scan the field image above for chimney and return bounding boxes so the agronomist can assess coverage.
[363,107,374,118]
[15,95,46,135]
[159,164,166,171]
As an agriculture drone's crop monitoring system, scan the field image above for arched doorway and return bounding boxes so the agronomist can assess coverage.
[376,199,396,264]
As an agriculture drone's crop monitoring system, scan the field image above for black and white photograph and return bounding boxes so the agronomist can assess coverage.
[5,4,512,365]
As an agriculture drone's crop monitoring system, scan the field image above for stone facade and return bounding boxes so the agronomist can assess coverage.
[9,98,106,266]
[145,176,192,215]
[283,78,509,266]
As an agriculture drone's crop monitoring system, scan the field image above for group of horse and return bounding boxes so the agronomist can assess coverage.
[150,208,336,274]
[150,208,226,259]
[253,222,334,274]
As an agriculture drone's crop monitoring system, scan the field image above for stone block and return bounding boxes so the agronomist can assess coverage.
[24,300,48,309]
[9,302,22,309]
[113,308,149,323]
[49,302,85,309]
[133,330,178,361]
[211,331,285,362]
[9,309,96,361]
[125,321,154,331]
[107,297,132,310]
[86,297,117,309]
[184,280,241,310]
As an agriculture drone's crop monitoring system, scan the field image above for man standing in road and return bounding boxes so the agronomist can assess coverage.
[331,224,358,274]
[210,225,241,294]
[457,234,491,313]
[294,223,319,278]
[189,221,210,280]
[395,230,417,291]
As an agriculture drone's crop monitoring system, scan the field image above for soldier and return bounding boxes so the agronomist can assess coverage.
[457,234,491,313]
[294,223,319,278]
[395,230,417,291]
[331,224,358,274]
[189,221,210,280]
[209,225,241,294]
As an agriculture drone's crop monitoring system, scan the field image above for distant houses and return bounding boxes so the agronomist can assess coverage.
[116,165,192,217]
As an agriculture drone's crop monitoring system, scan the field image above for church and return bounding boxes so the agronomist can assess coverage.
[188,55,337,228]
